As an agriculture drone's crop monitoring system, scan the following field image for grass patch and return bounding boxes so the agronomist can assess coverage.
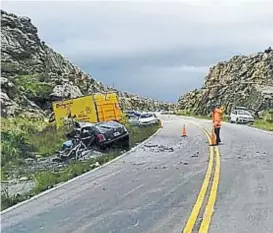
[1,192,33,211]
[253,120,273,131]
[1,116,160,210]
[252,110,273,131]
[1,117,69,167]
[27,124,67,156]
[14,74,53,100]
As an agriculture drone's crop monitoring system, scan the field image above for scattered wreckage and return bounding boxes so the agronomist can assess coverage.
[53,120,130,162]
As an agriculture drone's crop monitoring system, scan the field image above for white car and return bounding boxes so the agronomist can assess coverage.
[229,109,254,124]
[128,116,141,126]
[129,113,158,127]
[138,113,158,126]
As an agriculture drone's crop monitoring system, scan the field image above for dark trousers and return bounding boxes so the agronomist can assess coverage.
[214,127,221,144]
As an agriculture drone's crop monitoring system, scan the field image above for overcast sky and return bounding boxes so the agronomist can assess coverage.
[2,1,273,102]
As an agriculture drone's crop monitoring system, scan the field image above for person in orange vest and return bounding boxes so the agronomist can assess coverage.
[211,104,224,145]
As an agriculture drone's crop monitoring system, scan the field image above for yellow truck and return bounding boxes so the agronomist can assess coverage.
[52,92,122,128]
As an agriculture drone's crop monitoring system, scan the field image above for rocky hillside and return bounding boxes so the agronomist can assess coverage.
[1,10,174,118]
[177,48,273,116]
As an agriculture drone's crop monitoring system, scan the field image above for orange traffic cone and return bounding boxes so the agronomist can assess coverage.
[182,124,187,137]
[210,127,217,146]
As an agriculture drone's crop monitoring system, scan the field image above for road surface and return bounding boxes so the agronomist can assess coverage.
[1,115,273,233]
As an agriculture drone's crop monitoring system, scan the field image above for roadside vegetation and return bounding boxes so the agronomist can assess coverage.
[252,110,273,131]
[175,109,273,131]
[1,116,160,210]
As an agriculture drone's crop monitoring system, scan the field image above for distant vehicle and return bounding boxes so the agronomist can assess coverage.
[233,106,248,111]
[128,112,159,127]
[128,115,141,126]
[138,113,158,126]
[125,110,141,118]
[64,120,130,151]
[229,108,254,124]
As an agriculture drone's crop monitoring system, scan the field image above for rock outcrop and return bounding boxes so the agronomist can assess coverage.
[1,10,175,118]
[177,48,273,116]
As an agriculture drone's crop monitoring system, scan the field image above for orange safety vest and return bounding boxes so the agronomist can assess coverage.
[212,108,223,128]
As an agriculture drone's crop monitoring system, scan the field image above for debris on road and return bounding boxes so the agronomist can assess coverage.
[191,152,200,158]
[133,162,145,166]
[144,144,158,148]
[143,144,174,153]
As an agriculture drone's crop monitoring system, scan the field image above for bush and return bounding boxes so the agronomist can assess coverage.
[1,117,68,163]
[1,131,32,167]
[1,193,32,211]
[251,109,273,131]
[262,110,273,123]
[27,124,67,156]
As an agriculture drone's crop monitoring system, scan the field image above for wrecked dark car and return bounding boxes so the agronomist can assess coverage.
[54,121,130,162]
[66,121,130,151]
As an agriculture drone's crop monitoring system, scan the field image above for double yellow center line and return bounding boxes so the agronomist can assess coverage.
[182,127,221,233]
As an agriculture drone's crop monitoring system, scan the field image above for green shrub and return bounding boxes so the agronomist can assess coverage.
[14,74,53,100]
[1,131,32,167]
[34,172,58,193]
[27,124,67,156]
[1,193,32,211]
[262,109,273,123]
[1,117,68,162]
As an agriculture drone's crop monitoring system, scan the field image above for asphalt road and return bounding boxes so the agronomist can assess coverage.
[1,115,273,233]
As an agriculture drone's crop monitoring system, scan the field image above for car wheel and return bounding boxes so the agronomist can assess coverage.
[120,135,130,148]
[122,139,130,149]
[98,145,107,151]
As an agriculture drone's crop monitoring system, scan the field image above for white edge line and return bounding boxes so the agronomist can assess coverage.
[1,127,162,214]
[247,125,273,135]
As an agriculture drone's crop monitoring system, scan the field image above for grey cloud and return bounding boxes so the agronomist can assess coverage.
[2,0,273,101]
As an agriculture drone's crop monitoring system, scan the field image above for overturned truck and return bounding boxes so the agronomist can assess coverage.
[52,92,122,128]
